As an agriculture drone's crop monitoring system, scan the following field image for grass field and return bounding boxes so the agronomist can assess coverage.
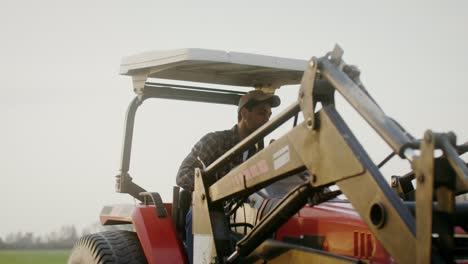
[0,250,69,264]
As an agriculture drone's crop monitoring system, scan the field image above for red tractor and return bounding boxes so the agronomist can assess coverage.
[68,46,468,263]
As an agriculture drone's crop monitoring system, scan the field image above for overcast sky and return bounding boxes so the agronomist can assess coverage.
[1,0,467,238]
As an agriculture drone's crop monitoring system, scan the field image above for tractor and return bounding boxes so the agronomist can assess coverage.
[68,46,468,263]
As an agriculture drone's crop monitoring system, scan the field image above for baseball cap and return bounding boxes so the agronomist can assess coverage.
[238,90,281,112]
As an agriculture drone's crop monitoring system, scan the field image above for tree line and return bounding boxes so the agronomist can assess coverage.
[0,223,133,250]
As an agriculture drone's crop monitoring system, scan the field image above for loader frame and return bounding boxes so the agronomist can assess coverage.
[190,46,467,263]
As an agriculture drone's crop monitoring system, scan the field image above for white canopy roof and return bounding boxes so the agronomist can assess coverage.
[120,49,308,90]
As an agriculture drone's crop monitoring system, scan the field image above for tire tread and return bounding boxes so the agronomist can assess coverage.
[68,230,147,264]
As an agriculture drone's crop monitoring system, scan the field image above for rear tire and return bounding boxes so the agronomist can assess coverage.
[68,230,147,264]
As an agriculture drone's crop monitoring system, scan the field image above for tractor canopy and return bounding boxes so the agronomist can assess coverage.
[119,48,308,94]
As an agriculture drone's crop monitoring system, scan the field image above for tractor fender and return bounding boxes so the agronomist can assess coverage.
[100,203,187,264]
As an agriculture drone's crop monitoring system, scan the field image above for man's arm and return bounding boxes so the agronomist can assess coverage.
[176,132,220,191]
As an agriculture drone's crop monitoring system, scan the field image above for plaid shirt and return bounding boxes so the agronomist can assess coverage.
[176,125,248,192]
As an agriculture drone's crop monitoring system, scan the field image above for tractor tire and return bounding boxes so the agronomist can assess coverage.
[68,230,148,264]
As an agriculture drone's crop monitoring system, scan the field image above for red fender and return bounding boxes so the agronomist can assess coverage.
[132,204,187,264]
[100,203,187,264]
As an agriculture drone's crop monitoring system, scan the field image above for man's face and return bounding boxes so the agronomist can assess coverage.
[242,102,272,134]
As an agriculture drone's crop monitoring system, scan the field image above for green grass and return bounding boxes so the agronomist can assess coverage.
[0,250,69,264]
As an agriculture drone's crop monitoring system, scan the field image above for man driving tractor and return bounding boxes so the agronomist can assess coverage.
[176,90,281,264]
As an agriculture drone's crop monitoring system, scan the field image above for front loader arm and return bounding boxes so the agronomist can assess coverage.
[208,105,417,263]
[193,45,467,263]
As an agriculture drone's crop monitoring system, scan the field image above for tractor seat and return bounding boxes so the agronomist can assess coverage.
[172,186,192,242]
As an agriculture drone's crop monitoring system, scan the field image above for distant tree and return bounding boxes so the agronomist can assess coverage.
[5,232,18,244]
[58,225,78,248]
[0,237,6,249]
[1,224,90,249]
[1,231,35,249]
[34,236,42,247]
[20,232,35,249]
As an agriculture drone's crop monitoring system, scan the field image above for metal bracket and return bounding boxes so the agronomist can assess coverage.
[132,73,148,95]
[439,133,468,193]
[115,172,147,202]
[140,192,167,218]
[193,168,217,263]
[413,130,461,263]
[299,57,318,130]
[414,131,436,264]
